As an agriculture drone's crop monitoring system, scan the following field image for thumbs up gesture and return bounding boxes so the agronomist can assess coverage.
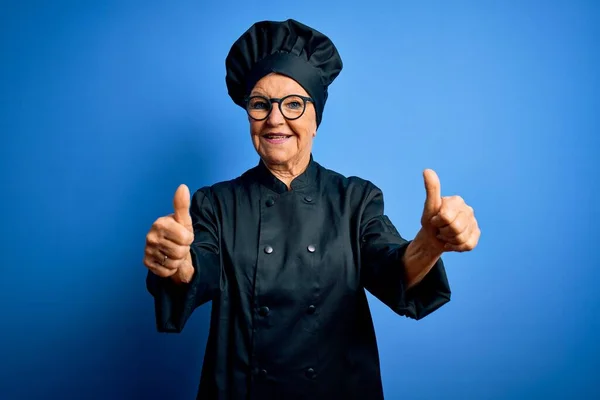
[420,169,480,252]
[144,184,195,283]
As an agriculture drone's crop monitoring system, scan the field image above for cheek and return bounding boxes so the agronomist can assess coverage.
[294,109,317,139]
[249,120,262,136]
[291,124,315,144]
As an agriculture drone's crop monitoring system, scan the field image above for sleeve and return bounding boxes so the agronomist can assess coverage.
[359,183,451,320]
[146,187,221,333]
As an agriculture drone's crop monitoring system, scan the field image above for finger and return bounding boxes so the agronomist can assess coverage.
[148,221,193,256]
[437,210,469,237]
[147,241,191,268]
[149,263,178,278]
[173,184,193,233]
[162,242,192,261]
[145,249,191,277]
[164,219,194,245]
[443,230,480,252]
[152,216,194,246]
[431,195,466,224]
[147,236,191,261]
[437,221,472,245]
[143,253,177,277]
[423,169,442,217]
[443,240,476,252]
[144,246,178,270]
[430,203,460,228]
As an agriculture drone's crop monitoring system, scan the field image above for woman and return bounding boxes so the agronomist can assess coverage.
[144,19,480,399]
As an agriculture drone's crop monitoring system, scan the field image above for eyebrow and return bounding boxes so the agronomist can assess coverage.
[249,91,306,98]
[249,90,267,97]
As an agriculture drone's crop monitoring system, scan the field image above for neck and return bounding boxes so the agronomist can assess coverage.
[263,153,311,190]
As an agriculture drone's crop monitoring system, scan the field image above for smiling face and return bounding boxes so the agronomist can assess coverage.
[248,73,317,172]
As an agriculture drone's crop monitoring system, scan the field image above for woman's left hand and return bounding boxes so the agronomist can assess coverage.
[420,169,481,253]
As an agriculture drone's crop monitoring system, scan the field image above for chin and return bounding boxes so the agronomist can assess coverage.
[260,151,292,166]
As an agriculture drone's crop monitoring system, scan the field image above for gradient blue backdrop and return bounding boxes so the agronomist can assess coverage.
[1,1,598,399]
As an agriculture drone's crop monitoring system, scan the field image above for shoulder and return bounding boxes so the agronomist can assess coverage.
[315,161,382,198]
[190,164,259,202]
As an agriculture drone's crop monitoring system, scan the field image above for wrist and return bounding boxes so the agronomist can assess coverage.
[402,229,444,290]
[410,228,445,258]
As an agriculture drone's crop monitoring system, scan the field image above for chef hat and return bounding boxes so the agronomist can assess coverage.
[225,19,343,127]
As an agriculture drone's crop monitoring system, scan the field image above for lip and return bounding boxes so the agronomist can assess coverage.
[262,132,293,144]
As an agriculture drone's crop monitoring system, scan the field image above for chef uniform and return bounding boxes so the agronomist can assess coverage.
[147,19,451,400]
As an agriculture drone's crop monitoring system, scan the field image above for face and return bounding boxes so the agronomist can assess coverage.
[248,73,317,169]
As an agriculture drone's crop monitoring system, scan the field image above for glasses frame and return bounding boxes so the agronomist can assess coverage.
[244,94,314,121]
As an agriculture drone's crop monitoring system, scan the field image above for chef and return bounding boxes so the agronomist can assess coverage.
[144,18,480,399]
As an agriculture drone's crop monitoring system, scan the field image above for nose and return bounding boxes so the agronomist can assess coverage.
[266,102,285,125]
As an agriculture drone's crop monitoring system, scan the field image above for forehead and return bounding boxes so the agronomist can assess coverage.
[250,73,309,97]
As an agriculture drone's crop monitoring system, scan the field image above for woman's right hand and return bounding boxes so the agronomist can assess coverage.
[143,184,195,283]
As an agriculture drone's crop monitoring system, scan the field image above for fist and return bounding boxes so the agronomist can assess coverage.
[143,184,195,282]
[421,169,480,252]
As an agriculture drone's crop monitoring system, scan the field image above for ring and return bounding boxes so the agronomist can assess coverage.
[161,254,168,266]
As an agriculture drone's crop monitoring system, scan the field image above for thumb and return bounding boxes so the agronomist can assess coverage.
[173,184,193,233]
[423,169,442,216]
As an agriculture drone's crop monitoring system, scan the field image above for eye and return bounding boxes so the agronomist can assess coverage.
[283,96,304,110]
[249,100,269,110]
[286,101,302,109]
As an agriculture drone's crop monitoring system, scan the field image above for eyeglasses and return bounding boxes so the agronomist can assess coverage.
[245,94,314,121]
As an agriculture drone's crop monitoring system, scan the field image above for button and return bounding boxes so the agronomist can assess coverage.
[258,306,270,316]
[305,367,316,379]
[264,246,273,254]
[307,244,316,253]
[304,196,313,202]
[258,369,268,379]
[307,305,316,314]
[266,198,275,207]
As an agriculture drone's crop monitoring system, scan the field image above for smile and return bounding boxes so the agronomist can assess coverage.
[262,134,292,144]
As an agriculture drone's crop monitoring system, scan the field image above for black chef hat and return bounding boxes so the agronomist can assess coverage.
[225,19,343,127]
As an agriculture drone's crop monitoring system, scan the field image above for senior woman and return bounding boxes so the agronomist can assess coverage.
[144,19,480,399]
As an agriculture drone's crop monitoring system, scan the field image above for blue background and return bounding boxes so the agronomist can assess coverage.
[1,1,598,399]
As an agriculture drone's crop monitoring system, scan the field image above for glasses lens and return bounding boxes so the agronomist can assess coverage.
[281,96,306,119]
[247,97,270,120]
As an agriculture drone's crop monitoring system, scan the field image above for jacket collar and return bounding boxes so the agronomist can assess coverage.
[253,154,318,194]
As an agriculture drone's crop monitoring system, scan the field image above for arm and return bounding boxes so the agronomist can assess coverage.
[403,228,444,290]
[359,184,451,320]
[146,188,221,333]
